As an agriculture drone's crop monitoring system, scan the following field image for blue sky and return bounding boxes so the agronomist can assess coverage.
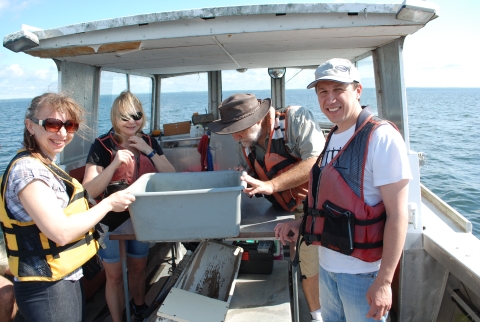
[0,0,479,99]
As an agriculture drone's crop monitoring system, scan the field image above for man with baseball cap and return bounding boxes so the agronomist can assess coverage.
[209,93,325,322]
[275,58,411,321]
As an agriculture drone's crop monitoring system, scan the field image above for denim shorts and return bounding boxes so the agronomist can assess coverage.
[319,265,388,322]
[98,231,150,263]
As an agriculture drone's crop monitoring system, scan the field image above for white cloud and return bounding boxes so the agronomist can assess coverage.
[34,68,55,80]
[0,0,9,12]
[0,62,58,99]
[34,69,49,79]
[0,0,37,14]
[404,61,478,88]
[7,63,24,77]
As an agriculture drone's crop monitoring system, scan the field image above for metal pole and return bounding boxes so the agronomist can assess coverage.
[119,240,131,322]
[292,263,300,322]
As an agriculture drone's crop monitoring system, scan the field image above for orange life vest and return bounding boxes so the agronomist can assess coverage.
[243,107,308,212]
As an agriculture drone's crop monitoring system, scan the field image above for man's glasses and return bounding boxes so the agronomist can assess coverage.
[29,117,79,133]
[120,112,143,122]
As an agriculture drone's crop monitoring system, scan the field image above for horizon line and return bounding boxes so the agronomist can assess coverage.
[1,87,479,100]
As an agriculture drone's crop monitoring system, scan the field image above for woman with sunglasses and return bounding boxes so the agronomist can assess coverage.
[82,91,174,322]
[0,92,135,322]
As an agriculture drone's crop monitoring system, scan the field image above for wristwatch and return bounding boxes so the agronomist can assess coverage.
[146,149,156,159]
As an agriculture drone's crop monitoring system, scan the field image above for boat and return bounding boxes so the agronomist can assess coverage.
[3,1,480,321]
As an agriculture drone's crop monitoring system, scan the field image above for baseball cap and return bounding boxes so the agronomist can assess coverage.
[306,58,361,89]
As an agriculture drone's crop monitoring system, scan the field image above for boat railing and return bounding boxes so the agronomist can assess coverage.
[421,183,472,234]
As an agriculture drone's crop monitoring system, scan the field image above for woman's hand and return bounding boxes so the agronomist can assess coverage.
[127,136,152,155]
[105,189,136,212]
[111,149,134,169]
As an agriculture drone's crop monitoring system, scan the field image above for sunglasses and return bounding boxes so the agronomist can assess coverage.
[29,117,79,133]
[120,112,143,122]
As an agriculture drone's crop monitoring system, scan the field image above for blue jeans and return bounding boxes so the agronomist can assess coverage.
[320,266,388,322]
[14,279,85,322]
[98,231,149,263]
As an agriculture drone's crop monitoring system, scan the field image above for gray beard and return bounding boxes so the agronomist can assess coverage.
[239,124,262,148]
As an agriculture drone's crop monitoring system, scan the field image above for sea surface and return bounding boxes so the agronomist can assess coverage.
[1,88,479,237]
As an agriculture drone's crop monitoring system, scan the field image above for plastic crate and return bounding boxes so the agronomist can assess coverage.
[128,170,244,242]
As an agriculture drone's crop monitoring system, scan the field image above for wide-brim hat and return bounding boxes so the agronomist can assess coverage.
[208,93,271,134]
[306,58,361,89]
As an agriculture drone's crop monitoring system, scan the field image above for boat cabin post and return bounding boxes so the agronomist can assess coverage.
[208,71,223,119]
[369,37,427,321]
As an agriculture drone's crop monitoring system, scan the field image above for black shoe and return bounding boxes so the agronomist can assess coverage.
[132,303,148,321]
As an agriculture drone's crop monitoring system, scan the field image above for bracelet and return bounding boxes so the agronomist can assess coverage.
[146,149,156,159]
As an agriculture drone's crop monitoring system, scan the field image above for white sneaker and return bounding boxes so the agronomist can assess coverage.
[311,308,323,322]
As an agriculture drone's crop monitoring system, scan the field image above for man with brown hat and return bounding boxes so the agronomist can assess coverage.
[209,93,325,322]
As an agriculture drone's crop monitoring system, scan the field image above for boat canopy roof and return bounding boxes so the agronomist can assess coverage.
[4,2,438,76]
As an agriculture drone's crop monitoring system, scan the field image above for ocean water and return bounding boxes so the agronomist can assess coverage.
[1,88,479,237]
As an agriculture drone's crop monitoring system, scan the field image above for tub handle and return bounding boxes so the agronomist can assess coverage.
[240,171,248,190]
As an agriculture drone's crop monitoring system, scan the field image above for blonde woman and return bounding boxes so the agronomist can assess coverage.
[83,91,174,321]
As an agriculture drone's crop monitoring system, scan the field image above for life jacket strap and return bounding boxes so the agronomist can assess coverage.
[0,222,10,257]
[292,236,304,268]
[354,212,386,226]
[92,223,109,249]
[305,208,325,217]
[265,159,296,179]
[263,194,284,210]
[1,224,40,235]
[302,234,383,249]
[354,240,384,249]
[292,215,309,267]
[305,208,386,224]
[303,233,321,245]
[7,233,95,258]
[286,197,297,210]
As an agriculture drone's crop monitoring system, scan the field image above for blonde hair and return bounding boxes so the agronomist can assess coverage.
[110,91,146,142]
[24,92,85,163]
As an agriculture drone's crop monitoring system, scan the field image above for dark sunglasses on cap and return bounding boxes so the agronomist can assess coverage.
[120,112,143,122]
[29,117,79,133]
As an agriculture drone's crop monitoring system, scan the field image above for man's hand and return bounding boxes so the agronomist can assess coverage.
[365,279,392,320]
[240,172,275,196]
[274,219,302,245]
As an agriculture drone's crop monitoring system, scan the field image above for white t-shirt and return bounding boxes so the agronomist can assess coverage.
[318,122,412,274]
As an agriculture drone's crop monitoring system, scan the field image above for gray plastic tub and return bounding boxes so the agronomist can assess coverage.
[128,170,245,242]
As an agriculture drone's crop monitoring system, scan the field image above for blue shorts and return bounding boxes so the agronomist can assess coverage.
[98,231,150,263]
